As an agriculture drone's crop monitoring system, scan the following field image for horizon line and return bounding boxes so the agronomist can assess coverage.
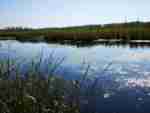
[0,20,150,30]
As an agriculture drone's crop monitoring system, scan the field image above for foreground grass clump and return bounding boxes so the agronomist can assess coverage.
[0,58,80,113]
[0,75,80,113]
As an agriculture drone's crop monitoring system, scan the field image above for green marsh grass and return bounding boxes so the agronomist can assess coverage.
[0,21,150,42]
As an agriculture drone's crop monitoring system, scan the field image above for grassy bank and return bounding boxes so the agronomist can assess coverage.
[0,21,150,42]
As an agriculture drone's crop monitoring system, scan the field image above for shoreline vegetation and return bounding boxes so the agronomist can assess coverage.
[0,21,150,42]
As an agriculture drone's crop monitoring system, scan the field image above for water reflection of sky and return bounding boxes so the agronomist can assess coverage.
[1,40,150,88]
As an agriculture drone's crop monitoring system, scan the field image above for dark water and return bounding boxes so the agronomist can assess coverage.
[1,40,150,113]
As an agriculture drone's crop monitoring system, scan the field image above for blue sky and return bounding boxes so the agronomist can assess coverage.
[0,0,150,28]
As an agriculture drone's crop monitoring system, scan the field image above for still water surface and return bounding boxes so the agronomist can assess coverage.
[0,40,150,113]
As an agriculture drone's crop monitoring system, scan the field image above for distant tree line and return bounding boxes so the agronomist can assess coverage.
[0,21,150,41]
[0,27,33,32]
